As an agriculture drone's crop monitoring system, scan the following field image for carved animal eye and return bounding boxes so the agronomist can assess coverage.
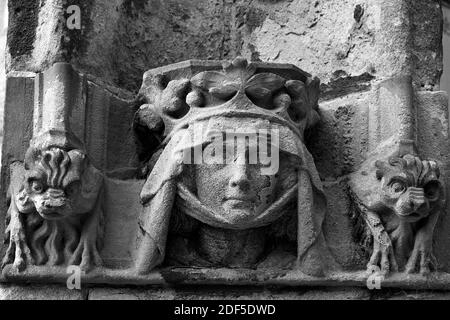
[424,181,441,201]
[65,181,81,196]
[389,181,406,194]
[30,180,44,193]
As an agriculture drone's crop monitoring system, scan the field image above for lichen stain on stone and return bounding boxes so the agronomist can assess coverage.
[335,4,374,62]
[353,4,364,23]
[58,1,95,62]
[7,0,39,58]
[235,4,268,33]
[159,268,286,285]
[121,0,148,17]
[247,43,262,62]
[320,72,375,101]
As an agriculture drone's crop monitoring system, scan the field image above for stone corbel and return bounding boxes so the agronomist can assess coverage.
[133,58,337,276]
[348,76,447,277]
[2,63,104,273]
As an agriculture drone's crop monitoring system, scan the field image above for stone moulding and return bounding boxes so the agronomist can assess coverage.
[3,266,450,290]
[1,63,104,273]
[0,59,448,291]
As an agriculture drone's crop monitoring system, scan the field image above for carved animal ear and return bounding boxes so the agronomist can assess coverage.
[24,147,41,170]
[68,149,87,170]
[15,187,34,213]
[430,160,440,179]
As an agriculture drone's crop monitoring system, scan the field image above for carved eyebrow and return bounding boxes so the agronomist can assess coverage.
[62,177,81,188]
[387,176,409,186]
[393,171,417,186]
[421,175,440,186]
[26,169,46,183]
[394,172,408,179]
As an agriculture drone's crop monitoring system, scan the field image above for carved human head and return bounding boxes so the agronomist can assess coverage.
[193,135,298,225]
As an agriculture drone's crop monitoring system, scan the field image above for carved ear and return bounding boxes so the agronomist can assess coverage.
[430,160,440,179]
[15,186,35,213]
[68,149,87,172]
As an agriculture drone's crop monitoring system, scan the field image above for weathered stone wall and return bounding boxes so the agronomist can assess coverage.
[442,3,450,95]
[5,1,443,92]
[0,0,7,152]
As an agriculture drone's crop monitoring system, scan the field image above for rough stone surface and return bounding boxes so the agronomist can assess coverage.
[322,180,366,270]
[308,91,370,180]
[0,1,7,145]
[0,284,85,300]
[87,286,371,300]
[1,284,450,300]
[6,0,443,94]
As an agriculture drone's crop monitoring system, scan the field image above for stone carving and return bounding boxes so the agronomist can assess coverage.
[2,64,104,272]
[133,57,337,276]
[350,153,445,276]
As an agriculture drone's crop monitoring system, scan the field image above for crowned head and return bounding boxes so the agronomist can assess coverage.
[136,57,321,145]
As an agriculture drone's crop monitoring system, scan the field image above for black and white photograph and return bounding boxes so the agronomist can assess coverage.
[0,0,450,313]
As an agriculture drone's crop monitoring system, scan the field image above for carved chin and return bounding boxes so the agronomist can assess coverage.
[35,204,72,220]
[395,210,427,222]
[222,203,258,225]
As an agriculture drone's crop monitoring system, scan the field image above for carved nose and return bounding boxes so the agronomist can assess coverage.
[411,201,422,212]
[407,187,425,211]
[229,165,250,192]
[44,200,65,209]
[410,200,428,213]
[44,188,66,208]
[47,188,65,198]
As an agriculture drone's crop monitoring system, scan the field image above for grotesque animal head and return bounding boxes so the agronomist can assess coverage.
[374,154,444,222]
[15,147,100,220]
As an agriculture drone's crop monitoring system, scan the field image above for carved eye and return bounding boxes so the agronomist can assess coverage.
[65,181,81,196]
[30,180,44,193]
[389,180,406,194]
[424,181,441,201]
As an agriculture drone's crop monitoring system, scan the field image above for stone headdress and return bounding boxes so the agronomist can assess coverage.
[136,58,335,276]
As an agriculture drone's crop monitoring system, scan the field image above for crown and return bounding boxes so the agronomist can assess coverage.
[134,57,321,153]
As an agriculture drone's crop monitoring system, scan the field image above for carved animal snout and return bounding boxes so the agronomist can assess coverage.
[396,187,429,219]
[407,187,427,211]
[43,188,66,209]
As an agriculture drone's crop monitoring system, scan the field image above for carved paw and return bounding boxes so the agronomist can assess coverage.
[2,224,34,272]
[367,234,398,276]
[405,232,436,275]
[68,232,102,272]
